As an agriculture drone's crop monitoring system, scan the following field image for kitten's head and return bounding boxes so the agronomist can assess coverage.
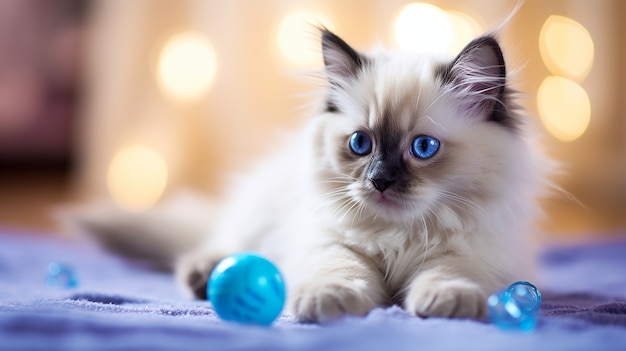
[313,29,541,230]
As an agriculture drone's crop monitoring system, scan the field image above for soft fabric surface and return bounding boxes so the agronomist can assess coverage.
[1,229,625,351]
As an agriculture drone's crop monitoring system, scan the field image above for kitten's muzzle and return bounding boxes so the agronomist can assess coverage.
[367,158,399,193]
[370,177,395,192]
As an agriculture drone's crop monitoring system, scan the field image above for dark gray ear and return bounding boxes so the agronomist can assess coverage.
[321,29,365,82]
[441,36,507,118]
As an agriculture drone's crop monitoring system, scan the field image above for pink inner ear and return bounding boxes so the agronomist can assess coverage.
[448,38,506,117]
[321,30,364,81]
[325,50,359,78]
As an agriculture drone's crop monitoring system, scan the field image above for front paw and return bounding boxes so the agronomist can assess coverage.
[291,278,378,323]
[405,278,487,319]
[175,251,227,300]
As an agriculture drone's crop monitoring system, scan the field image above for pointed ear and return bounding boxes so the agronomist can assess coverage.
[321,29,366,83]
[442,36,506,117]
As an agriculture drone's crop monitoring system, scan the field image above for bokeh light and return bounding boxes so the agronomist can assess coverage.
[394,3,453,55]
[278,10,334,68]
[446,11,482,54]
[157,31,217,102]
[537,76,591,142]
[539,15,594,81]
[107,145,169,211]
[394,4,480,56]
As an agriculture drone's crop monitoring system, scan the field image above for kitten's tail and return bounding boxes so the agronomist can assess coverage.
[57,191,215,271]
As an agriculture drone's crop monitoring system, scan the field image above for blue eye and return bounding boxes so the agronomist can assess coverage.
[349,131,372,156]
[411,135,440,159]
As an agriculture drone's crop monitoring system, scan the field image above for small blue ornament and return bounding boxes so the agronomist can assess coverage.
[207,253,286,326]
[488,281,541,332]
[46,262,78,289]
[508,281,542,313]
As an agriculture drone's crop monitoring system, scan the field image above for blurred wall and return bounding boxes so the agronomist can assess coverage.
[72,0,625,236]
[0,0,85,167]
[0,0,86,231]
[506,1,626,234]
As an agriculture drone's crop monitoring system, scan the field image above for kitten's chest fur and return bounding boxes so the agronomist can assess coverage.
[338,219,450,296]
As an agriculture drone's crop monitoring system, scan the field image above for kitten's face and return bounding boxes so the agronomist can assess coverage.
[315,31,523,226]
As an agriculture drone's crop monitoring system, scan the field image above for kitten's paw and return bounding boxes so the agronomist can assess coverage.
[175,251,226,300]
[405,278,487,320]
[291,278,377,323]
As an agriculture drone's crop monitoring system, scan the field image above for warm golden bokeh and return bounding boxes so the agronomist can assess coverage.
[539,15,594,82]
[157,31,217,102]
[278,10,334,68]
[394,3,481,56]
[537,76,591,142]
[107,145,169,211]
[394,3,454,55]
[1,1,624,238]
[537,15,594,143]
[446,11,482,54]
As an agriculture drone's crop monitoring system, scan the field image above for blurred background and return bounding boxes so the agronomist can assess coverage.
[0,0,624,243]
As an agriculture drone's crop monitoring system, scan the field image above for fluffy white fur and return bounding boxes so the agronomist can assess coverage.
[70,29,552,323]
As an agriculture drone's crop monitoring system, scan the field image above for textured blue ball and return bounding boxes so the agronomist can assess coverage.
[207,253,286,326]
[488,281,541,332]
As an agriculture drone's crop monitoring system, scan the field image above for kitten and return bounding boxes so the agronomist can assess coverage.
[71,29,551,323]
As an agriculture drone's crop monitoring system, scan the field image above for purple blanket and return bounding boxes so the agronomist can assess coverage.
[1,229,625,350]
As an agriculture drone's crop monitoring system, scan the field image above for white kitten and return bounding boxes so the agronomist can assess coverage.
[69,29,552,323]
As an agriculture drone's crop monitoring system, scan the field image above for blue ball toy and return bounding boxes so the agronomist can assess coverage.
[488,281,542,332]
[207,253,286,326]
[46,262,78,289]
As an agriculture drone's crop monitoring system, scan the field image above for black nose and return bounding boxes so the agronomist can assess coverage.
[369,177,395,192]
